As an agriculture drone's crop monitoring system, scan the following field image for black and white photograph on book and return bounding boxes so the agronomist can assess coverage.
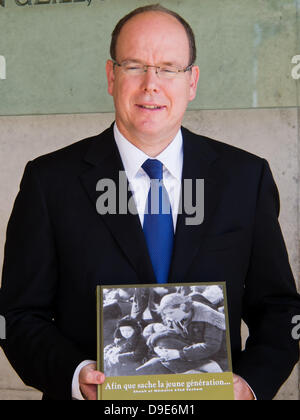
[102,284,230,377]
[97,283,235,400]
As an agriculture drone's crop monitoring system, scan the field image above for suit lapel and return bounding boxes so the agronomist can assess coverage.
[80,125,223,285]
[79,125,156,285]
[169,127,222,283]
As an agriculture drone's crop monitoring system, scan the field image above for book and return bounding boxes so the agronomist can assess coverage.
[97,282,234,400]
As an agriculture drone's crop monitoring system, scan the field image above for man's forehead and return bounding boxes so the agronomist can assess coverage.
[163,305,181,311]
[116,11,190,62]
[120,11,185,32]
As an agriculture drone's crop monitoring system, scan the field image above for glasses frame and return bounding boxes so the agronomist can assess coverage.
[112,60,193,78]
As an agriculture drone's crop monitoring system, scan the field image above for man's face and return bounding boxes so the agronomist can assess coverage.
[106,12,199,146]
[162,305,187,323]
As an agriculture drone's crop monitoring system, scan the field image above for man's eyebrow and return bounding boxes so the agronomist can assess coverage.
[120,58,143,63]
[120,58,182,67]
[160,61,179,66]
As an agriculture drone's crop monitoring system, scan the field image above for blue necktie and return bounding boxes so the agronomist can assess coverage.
[142,159,174,284]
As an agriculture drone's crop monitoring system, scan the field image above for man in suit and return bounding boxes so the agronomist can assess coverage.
[0,4,299,400]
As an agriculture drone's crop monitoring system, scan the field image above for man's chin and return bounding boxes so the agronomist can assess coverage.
[134,124,177,143]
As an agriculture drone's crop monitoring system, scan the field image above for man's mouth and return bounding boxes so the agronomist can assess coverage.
[136,104,166,110]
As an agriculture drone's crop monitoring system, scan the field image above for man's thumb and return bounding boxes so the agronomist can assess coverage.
[85,369,105,384]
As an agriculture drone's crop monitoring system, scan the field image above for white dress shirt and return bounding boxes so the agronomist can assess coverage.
[113,123,183,230]
[71,123,183,399]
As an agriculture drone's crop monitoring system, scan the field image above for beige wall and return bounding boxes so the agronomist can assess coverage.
[0,109,299,400]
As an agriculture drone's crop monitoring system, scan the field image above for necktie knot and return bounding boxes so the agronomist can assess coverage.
[142,159,163,181]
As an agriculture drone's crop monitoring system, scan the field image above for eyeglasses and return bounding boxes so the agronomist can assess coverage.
[112,60,193,79]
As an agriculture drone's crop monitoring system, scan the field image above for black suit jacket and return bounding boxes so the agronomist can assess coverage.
[0,125,299,400]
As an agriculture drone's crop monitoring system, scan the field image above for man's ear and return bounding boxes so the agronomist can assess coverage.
[188,65,200,102]
[106,59,115,97]
[180,303,186,312]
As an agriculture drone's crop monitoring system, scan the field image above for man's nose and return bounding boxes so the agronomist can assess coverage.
[141,66,160,93]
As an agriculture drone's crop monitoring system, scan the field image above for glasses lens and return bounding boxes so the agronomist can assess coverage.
[122,62,144,75]
[158,66,179,79]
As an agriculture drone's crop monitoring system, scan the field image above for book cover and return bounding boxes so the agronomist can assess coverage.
[97,283,234,400]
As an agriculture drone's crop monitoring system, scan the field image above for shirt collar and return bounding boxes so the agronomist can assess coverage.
[113,122,183,182]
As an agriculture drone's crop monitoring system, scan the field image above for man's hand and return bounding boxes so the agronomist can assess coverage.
[233,374,255,400]
[79,362,105,400]
[161,349,181,361]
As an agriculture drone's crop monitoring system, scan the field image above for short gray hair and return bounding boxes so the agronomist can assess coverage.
[110,4,197,66]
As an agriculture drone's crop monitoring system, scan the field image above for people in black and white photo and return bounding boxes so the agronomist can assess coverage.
[104,315,148,377]
[102,286,229,377]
